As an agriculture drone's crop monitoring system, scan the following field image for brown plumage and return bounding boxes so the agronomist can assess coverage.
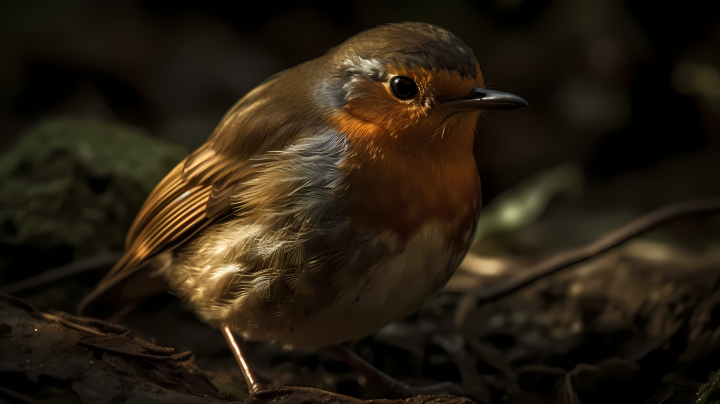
[78,22,526,349]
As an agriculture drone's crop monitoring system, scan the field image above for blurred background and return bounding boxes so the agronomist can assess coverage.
[3,0,720,196]
[2,0,720,215]
[2,0,719,183]
[1,1,720,403]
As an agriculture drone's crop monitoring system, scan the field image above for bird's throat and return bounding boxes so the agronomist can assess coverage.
[334,112,482,252]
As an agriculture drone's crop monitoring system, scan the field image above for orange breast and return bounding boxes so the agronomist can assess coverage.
[333,112,482,252]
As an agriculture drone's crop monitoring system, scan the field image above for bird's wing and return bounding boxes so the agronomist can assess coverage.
[78,73,323,318]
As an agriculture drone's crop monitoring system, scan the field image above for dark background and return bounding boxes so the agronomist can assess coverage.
[2,2,720,402]
[2,0,719,204]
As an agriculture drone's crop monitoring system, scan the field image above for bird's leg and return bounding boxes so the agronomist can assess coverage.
[221,326,266,394]
[329,344,460,398]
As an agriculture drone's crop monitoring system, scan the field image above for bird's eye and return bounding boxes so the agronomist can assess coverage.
[390,76,418,100]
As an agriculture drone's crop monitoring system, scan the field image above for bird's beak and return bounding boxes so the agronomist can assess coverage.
[439,88,528,111]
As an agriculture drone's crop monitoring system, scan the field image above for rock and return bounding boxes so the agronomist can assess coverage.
[0,118,186,268]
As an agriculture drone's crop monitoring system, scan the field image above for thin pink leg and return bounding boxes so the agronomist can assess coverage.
[221,326,265,394]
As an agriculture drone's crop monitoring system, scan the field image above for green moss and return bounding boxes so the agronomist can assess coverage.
[697,368,720,404]
[0,118,187,259]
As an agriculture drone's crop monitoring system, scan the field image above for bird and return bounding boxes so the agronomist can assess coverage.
[78,21,527,396]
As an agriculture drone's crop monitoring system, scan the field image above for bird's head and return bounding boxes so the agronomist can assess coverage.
[319,22,527,155]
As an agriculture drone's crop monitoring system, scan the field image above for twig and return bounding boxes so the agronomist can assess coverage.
[50,310,135,336]
[78,341,192,362]
[39,312,107,336]
[0,251,123,294]
[44,310,176,355]
[468,197,720,306]
[130,336,176,355]
[42,313,189,360]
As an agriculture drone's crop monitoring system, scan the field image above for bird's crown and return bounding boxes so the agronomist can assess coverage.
[330,22,480,80]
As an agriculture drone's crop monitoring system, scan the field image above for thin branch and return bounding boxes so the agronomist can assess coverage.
[39,312,107,336]
[50,310,135,336]
[78,341,192,362]
[0,251,122,294]
[41,310,177,355]
[39,308,189,361]
[469,197,720,306]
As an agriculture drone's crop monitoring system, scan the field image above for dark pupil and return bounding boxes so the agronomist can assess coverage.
[391,77,417,99]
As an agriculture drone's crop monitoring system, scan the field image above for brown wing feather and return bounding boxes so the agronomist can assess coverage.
[78,65,327,318]
[123,161,185,247]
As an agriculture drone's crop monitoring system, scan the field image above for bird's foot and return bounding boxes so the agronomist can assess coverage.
[249,382,269,395]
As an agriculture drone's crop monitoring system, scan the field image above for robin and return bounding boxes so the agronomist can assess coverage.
[78,22,527,396]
